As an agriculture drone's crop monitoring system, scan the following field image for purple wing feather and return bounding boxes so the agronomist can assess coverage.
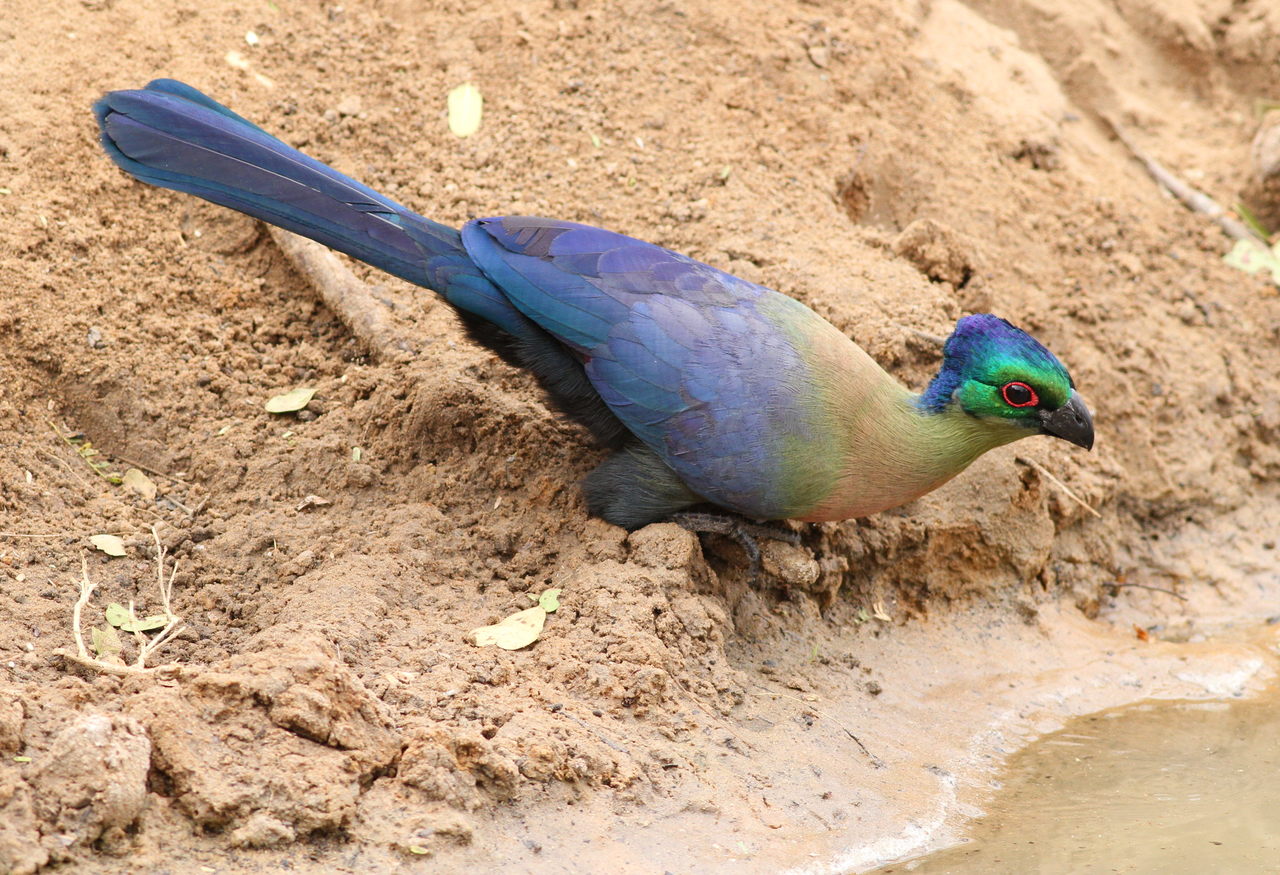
[463,217,818,518]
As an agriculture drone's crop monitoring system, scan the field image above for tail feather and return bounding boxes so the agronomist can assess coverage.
[94,80,528,335]
[131,79,274,133]
[94,79,631,447]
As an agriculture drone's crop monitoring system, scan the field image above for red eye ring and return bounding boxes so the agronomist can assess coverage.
[1001,381,1038,408]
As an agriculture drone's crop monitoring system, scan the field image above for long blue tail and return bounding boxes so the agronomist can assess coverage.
[94,79,526,336]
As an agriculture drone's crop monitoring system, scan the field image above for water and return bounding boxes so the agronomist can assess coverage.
[871,690,1280,874]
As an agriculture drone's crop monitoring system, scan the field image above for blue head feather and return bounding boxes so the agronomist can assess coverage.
[918,314,1070,413]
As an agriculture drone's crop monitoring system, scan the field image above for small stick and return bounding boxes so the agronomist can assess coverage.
[1110,582,1188,602]
[161,495,197,517]
[53,648,177,679]
[35,447,91,489]
[115,455,185,484]
[760,685,884,768]
[1017,456,1102,519]
[908,327,948,345]
[551,707,630,755]
[70,553,94,661]
[132,525,186,669]
[57,532,186,678]
[267,227,410,361]
[48,421,121,483]
[666,671,756,754]
[1105,116,1262,245]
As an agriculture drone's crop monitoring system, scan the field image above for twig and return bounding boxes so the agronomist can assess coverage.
[666,670,756,754]
[35,447,91,489]
[1110,582,1188,602]
[70,553,94,661]
[908,327,948,345]
[1104,116,1263,245]
[161,494,209,521]
[0,527,134,539]
[760,684,884,768]
[267,227,411,361]
[48,420,123,484]
[901,324,952,345]
[552,707,630,754]
[1017,456,1102,519]
[133,525,187,667]
[890,323,947,346]
[53,648,177,678]
[115,455,185,485]
[161,494,196,517]
[56,529,186,678]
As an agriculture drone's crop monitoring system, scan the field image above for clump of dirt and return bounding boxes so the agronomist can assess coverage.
[1,711,149,871]
[2,0,1280,871]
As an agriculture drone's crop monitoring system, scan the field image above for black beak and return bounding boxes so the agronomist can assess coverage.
[1039,390,1094,450]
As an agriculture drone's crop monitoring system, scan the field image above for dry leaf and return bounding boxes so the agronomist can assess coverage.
[448,83,483,138]
[122,468,158,500]
[296,494,332,511]
[1224,238,1280,286]
[91,624,123,658]
[264,386,316,413]
[89,534,126,557]
[468,606,546,650]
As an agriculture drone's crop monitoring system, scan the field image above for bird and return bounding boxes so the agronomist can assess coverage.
[93,79,1093,555]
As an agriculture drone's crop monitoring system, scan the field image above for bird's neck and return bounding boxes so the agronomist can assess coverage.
[801,377,1020,523]
[761,299,1023,522]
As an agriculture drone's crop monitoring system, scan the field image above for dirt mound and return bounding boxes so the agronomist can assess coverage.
[2,0,1279,870]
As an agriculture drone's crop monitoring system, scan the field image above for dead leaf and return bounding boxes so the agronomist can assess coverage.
[106,603,168,633]
[105,602,131,627]
[122,468,158,500]
[448,83,483,137]
[121,614,169,633]
[264,386,316,413]
[91,624,123,659]
[296,494,333,511]
[89,534,126,557]
[468,606,547,650]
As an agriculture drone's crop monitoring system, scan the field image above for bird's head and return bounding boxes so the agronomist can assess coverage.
[919,314,1093,450]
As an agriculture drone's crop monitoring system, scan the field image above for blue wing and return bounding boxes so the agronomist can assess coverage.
[94,81,830,514]
[461,217,817,518]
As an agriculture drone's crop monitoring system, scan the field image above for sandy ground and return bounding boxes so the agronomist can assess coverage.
[3,0,1280,871]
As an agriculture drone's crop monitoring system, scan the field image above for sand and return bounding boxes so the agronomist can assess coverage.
[2,0,1280,870]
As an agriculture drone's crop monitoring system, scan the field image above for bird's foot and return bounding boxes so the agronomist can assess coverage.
[670,512,801,583]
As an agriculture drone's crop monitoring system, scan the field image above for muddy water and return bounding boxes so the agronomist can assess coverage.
[870,682,1280,873]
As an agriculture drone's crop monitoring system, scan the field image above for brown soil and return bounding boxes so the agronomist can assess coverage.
[3,0,1280,871]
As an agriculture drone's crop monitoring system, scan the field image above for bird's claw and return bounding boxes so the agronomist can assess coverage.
[670,512,801,583]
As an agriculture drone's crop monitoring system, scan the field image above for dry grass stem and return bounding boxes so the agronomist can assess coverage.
[760,684,883,768]
[55,527,187,677]
[1017,456,1102,519]
[70,552,94,662]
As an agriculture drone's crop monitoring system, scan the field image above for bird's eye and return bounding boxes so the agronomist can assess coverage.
[1001,381,1038,408]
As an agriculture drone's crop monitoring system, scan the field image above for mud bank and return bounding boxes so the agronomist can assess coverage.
[2,0,1279,871]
